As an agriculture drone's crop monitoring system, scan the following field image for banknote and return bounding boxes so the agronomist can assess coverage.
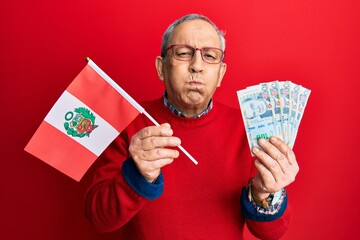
[289,86,311,147]
[289,83,300,146]
[237,85,277,155]
[278,81,291,143]
[267,81,283,138]
[237,80,310,154]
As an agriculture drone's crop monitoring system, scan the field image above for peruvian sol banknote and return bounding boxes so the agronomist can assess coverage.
[237,81,310,155]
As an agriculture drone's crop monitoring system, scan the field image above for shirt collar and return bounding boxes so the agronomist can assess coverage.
[162,92,213,118]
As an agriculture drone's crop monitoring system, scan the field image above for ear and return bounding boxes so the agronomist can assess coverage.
[216,63,227,87]
[155,56,165,81]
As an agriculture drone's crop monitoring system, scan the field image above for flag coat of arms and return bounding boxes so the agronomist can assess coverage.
[25,59,142,181]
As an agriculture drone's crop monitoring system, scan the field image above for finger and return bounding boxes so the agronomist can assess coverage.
[137,123,174,140]
[253,159,276,190]
[270,137,300,179]
[257,138,292,174]
[137,157,175,182]
[252,144,284,177]
[141,136,181,151]
[139,148,180,161]
[258,137,299,185]
[141,157,176,171]
[269,136,297,166]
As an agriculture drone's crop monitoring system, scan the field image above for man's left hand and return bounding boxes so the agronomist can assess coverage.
[251,136,299,200]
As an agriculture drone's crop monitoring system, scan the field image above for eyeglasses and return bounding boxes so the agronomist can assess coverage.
[166,44,224,64]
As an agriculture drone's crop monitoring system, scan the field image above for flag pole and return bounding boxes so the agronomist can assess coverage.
[142,111,198,165]
[86,57,198,165]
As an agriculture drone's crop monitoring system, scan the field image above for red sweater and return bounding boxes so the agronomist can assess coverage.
[85,98,291,240]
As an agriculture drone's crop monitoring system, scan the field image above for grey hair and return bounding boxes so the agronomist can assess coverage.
[160,14,226,61]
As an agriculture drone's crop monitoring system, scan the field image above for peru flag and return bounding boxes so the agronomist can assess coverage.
[25,59,143,181]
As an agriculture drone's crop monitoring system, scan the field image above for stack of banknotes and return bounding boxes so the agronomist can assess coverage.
[237,81,311,155]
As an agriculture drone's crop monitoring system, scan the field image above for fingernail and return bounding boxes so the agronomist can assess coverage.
[258,138,266,144]
[175,150,180,157]
[252,146,260,154]
[270,136,278,142]
[162,123,171,128]
[163,127,173,135]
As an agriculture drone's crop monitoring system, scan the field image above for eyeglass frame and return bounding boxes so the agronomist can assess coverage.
[165,44,225,64]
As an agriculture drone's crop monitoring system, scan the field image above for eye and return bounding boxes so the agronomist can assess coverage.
[203,53,216,60]
[178,52,191,57]
[202,48,222,62]
[174,46,193,58]
[203,51,216,60]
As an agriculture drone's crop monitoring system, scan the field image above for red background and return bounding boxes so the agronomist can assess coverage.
[1,0,359,239]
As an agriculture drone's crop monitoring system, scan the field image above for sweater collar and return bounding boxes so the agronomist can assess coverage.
[162,92,213,118]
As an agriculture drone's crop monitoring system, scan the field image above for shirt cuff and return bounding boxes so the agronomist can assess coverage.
[122,158,164,200]
[241,187,288,222]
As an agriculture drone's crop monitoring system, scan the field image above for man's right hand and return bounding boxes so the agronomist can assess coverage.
[129,123,181,182]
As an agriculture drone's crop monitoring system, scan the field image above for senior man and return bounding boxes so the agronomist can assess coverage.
[85,14,298,240]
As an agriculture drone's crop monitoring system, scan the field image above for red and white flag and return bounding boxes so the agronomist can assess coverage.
[25,59,143,181]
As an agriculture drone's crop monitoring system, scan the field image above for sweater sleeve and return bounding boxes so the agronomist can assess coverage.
[245,206,292,240]
[240,187,292,239]
[240,154,292,239]
[122,157,164,200]
[84,132,162,232]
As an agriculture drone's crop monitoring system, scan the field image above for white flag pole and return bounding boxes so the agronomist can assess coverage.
[86,58,198,165]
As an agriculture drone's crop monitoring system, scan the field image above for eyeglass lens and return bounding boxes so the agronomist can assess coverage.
[172,45,223,64]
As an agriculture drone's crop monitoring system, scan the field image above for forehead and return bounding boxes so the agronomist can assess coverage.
[170,19,221,47]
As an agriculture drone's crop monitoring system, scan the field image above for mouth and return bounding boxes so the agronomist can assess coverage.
[188,81,203,86]
[187,81,204,91]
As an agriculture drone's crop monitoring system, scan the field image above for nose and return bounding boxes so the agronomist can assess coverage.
[189,49,204,73]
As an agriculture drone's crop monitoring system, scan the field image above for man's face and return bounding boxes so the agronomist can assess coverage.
[156,19,227,117]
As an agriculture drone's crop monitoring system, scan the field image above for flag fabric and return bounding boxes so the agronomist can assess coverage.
[25,60,142,181]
